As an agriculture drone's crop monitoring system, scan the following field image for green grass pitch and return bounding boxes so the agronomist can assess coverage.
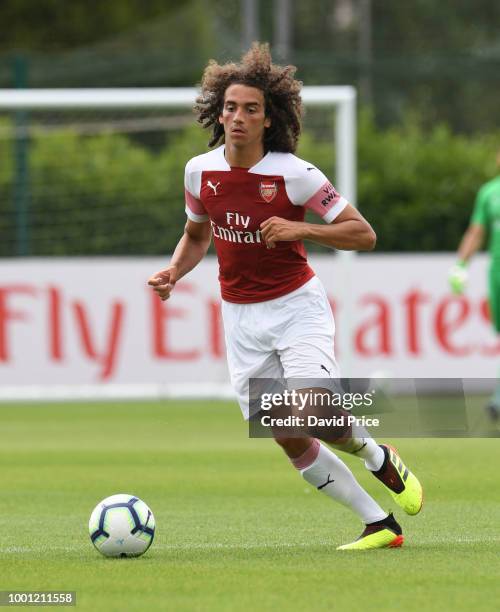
[1,400,499,611]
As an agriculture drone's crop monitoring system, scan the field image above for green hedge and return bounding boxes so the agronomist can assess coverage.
[1,113,498,256]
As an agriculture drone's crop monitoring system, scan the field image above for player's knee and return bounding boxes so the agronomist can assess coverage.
[273,436,312,457]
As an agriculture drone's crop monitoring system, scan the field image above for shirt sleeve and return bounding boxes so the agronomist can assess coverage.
[285,162,348,223]
[470,185,489,227]
[184,161,209,223]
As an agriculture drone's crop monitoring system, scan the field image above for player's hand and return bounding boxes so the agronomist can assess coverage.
[148,265,178,301]
[448,261,468,295]
[260,217,304,248]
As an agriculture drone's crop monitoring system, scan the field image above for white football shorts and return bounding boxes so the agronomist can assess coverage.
[221,276,340,419]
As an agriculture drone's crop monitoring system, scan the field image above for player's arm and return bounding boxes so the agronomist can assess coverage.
[457,223,485,263]
[448,223,484,295]
[148,219,211,301]
[260,204,376,251]
[449,183,488,294]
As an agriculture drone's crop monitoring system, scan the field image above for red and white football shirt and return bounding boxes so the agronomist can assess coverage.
[184,145,348,303]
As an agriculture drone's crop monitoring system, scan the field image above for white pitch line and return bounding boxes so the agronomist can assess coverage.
[0,541,326,554]
[2,535,500,555]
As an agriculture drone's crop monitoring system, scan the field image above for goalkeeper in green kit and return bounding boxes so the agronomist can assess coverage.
[449,149,500,419]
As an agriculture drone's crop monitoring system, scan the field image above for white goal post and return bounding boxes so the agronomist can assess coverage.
[0,87,356,401]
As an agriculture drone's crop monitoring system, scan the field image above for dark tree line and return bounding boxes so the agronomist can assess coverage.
[1,0,499,133]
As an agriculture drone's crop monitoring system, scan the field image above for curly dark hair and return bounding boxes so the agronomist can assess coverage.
[194,43,303,153]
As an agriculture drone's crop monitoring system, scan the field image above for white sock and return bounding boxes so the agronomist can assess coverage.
[295,440,387,524]
[329,431,385,471]
[351,437,385,471]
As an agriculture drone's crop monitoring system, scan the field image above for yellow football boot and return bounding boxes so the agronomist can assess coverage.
[372,444,423,516]
[337,512,404,551]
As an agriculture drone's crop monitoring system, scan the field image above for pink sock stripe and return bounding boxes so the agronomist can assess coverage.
[291,439,320,470]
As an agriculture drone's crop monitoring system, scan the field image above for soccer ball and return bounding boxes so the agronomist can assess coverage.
[89,494,155,558]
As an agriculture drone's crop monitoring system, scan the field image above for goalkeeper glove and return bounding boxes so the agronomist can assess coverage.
[448,260,468,295]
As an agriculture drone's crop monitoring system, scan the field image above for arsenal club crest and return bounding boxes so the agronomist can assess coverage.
[259,181,278,203]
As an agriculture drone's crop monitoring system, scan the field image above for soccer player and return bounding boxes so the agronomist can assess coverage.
[149,44,423,550]
[449,149,500,419]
